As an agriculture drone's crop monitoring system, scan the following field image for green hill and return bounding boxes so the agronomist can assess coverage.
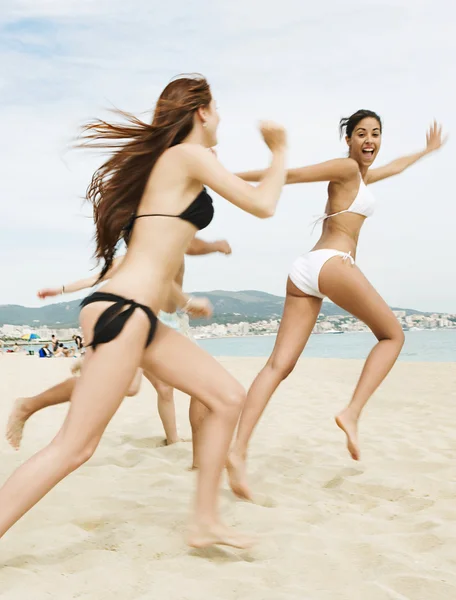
[0,290,428,328]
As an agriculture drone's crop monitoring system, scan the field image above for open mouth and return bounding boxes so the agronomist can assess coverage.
[362,148,375,158]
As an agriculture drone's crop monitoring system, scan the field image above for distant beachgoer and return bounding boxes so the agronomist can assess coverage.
[50,335,59,354]
[227,114,446,500]
[0,73,286,549]
[72,335,84,351]
[38,344,52,358]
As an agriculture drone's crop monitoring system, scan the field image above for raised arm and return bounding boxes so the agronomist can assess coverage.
[186,237,231,256]
[237,158,359,185]
[37,256,125,299]
[183,121,287,219]
[366,121,446,184]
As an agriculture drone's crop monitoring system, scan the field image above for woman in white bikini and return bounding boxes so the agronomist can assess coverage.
[227,111,446,500]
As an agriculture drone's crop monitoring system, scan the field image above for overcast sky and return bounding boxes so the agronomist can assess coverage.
[0,0,455,312]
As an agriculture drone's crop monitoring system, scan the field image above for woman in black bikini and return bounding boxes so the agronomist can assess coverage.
[0,75,287,549]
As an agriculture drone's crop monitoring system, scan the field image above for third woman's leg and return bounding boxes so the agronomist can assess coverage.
[6,367,143,450]
[227,280,322,500]
[319,258,405,460]
[189,397,209,469]
[141,322,251,548]
[143,371,180,445]
[6,378,77,450]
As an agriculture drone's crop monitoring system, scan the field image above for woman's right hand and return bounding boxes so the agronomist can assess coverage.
[185,296,213,319]
[37,287,62,299]
[259,121,287,153]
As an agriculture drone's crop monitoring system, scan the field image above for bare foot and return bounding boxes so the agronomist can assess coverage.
[165,437,190,446]
[6,398,30,450]
[187,522,255,549]
[165,437,180,446]
[335,410,360,460]
[226,452,253,501]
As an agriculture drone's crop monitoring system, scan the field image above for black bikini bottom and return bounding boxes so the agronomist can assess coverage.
[80,292,157,351]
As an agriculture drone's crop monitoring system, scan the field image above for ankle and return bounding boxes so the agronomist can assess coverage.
[230,444,247,461]
[343,405,362,421]
[192,513,219,528]
[17,398,34,417]
[166,437,180,445]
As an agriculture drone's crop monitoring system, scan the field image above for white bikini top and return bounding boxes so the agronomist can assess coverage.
[313,172,375,228]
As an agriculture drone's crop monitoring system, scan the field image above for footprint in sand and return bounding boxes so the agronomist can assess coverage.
[323,466,363,489]
[121,435,166,449]
[380,574,455,600]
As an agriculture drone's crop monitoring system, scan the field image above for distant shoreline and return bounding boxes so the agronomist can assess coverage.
[3,327,456,348]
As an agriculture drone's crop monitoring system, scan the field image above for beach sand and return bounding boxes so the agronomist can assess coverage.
[0,354,455,599]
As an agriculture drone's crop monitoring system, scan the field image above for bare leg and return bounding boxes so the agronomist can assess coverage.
[189,397,209,469]
[0,303,149,539]
[6,365,143,450]
[228,280,322,500]
[126,368,143,397]
[0,312,252,549]
[6,378,76,450]
[141,323,252,549]
[319,259,405,460]
[143,370,180,444]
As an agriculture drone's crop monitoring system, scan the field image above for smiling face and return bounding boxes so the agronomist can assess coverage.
[346,117,382,167]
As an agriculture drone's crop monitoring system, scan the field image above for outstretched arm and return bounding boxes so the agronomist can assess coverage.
[37,256,125,299]
[237,158,359,185]
[183,121,287,219]
[186,237,231,256]
[367,121,446,184]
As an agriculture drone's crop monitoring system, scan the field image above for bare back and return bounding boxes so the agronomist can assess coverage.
[100,146,202,312]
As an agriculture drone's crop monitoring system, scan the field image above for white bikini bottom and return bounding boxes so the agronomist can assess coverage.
[158,311,193,339]
[289,249,355,299]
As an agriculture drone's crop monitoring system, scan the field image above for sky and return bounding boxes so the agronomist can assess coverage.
[0,0,455,313]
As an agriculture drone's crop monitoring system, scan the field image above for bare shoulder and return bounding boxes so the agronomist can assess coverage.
[160,144,213,175]
[167,143,210,161]
[340,158,360,179]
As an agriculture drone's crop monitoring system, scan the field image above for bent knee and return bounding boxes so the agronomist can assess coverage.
[267,356,297,381]
[377,323,405,347]
[126,383,141,397]
[395,327,405,347]
[155,383,174,401]
[53,438,100,473]
[219,383,246,413]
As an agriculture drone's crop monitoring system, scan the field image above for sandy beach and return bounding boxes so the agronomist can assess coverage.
[0,354,455,599]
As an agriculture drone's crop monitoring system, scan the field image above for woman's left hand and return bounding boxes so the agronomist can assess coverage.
[425,121,447,154]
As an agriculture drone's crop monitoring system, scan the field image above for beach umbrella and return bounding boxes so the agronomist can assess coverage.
[21,333,41,341]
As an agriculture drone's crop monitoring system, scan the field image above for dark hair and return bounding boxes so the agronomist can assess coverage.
[339,109,382,139]
[79,74,212,279]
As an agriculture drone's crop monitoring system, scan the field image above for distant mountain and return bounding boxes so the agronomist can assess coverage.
[0,301,82,328]
[0,290,430,329]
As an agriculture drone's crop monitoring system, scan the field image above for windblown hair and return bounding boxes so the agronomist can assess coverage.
[80,74,212,279]
[339,109,382,139]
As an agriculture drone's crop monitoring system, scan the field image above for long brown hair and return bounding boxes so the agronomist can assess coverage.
[80,74,212,279]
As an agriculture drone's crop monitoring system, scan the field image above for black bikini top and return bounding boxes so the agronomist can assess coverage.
[124,188,214,243]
